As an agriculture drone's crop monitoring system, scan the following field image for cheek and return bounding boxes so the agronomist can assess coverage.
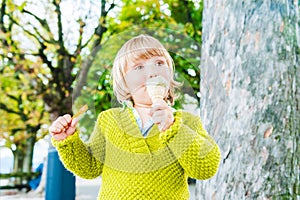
[161,70,172,87]
[158,66,171,81]
[125,72,146,92]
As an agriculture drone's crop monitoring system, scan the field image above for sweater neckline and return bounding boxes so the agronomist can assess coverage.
[119,107,165,153]
[120,108,158,137]
[119,107,182,154]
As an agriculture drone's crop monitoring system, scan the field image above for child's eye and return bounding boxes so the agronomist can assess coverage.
[155,60,165,66]
[135,65,144,70]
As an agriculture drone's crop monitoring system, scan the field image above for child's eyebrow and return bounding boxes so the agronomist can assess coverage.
[131,61,142,67]
[125,61,141,72]
[132,57,146,65]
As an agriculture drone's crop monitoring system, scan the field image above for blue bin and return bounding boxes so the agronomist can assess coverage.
[46,147,75,200]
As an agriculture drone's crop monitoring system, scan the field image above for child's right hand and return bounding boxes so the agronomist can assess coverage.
[49,114,78,141]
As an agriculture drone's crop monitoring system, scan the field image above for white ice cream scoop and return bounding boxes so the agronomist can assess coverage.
[146,76,168,105]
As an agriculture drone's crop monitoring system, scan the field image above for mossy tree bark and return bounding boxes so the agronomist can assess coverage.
[198,0,299,199]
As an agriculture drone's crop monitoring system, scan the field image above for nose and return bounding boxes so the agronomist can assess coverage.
[146,65,158,78]
[149,74,157,78]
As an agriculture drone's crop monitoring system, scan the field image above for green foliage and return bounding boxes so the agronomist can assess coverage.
[1,0,204,148]
[165,0,203,43]
[75,24,202,134]
[0,59,49,172]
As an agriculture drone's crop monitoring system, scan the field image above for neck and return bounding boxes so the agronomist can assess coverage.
[133,103,153,127]
[134,102,152,108]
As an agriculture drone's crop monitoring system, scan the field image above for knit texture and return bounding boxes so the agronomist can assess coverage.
[52,108,221,200]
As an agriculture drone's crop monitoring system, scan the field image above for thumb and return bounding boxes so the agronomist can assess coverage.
[65,118,78,136]
[158,123,164,132]
[70,117,79,128]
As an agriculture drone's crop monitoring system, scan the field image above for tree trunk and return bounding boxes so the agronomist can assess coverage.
[13,149,23,172]
[12,148,25,185]
[198,0,299,199]
[23,135,36,173]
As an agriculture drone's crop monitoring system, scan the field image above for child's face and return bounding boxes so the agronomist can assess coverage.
[124,56,171,106]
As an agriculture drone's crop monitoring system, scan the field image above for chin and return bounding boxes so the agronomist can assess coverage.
[133,100,152,108]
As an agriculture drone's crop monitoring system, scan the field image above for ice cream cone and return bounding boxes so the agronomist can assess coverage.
[146,76,168,105]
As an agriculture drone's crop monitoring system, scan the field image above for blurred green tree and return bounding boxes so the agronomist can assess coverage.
[77,0,204,134]
[0,65,49,173]
[0,1,49,173]
[0,0,204,173]
[0,0,115,173]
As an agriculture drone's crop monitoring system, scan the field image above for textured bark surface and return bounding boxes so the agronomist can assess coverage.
[197,0,299,199]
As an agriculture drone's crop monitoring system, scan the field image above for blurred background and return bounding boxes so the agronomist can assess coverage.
[0,0,299,199]
[0,0,203,199]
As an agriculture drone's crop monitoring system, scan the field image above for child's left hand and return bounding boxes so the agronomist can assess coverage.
[150,99,174,132]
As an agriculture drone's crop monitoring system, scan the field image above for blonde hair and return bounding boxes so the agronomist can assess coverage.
[112,34,181,105]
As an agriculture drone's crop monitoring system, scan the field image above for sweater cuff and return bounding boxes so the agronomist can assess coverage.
[159,111,183,144]
[51,131,80,148]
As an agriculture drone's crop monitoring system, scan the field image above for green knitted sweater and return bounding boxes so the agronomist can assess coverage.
[52,108,221,200]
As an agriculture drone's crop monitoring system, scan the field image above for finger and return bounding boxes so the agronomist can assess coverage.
[153,113,173,132]
[63,114,72,124]
[152,115,166,124]
[151,106,169,117]
[152,111,166,123]
[151,104,166,112]
[52,121,65,130]
[161,115,174,132]
[152,109,165,117]
[158,123,165,132]
[49,126,62,135]
[66,126,76,136]
[70,118,79,127]
[57,116,69,127]
[53,134,65,141]
[53,133,68,141]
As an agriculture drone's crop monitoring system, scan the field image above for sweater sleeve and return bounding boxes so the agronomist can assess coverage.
[160,111,221,180]
[51,113,105,179]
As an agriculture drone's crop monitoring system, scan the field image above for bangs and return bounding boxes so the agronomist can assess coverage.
[129,47,167,61]
[123,47,169,68]
[114,35,173,74]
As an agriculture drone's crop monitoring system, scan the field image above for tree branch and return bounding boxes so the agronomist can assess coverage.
[100,0,116,17]
[0,103,21,115]
[73,1,114,100]
[0,52,45,58]
[22,9,53,36]
[52,0,69,85]
[7,14,41,42]
[32,26,52,44]
[7,14,55,71]
[53,0,65,54]
[12,128,26,134]
[0,0,6,31]
[38,42,55,71]
[73,1,115,56]
[8,9,53,44]
[7,94,19,102]
[74,18,85,57]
